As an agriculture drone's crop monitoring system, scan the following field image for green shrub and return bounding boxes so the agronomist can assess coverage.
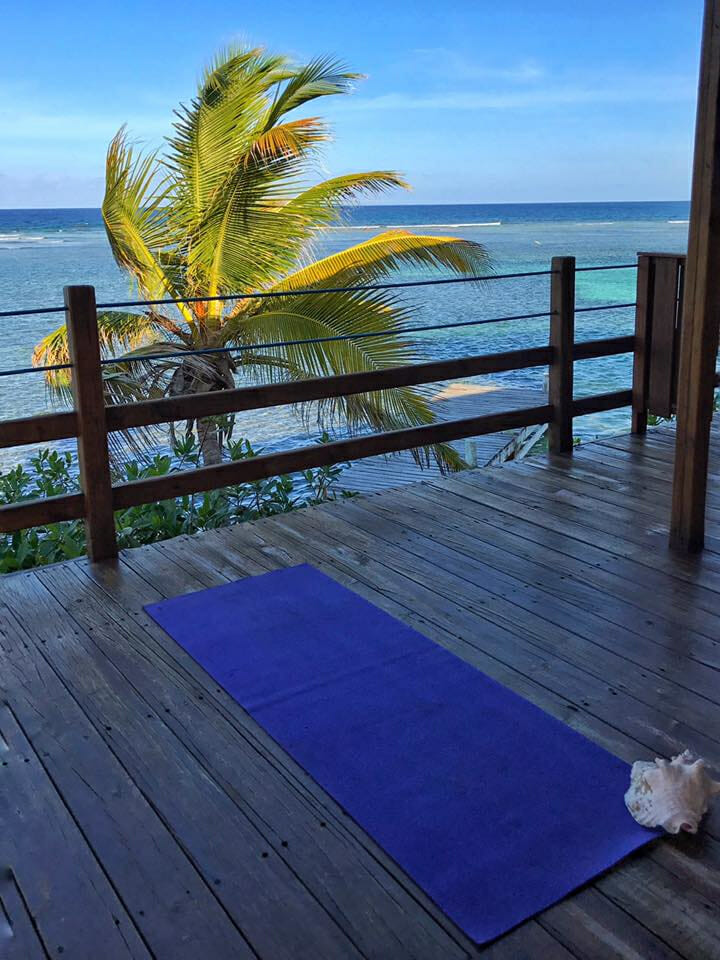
[0,436,353,573]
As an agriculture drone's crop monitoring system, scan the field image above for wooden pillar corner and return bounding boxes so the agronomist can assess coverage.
[670,0,720,553]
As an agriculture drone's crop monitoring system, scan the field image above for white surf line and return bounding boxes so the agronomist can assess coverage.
[329,221,503,230]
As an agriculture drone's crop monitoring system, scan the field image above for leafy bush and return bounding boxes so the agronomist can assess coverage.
[0,435,353,573]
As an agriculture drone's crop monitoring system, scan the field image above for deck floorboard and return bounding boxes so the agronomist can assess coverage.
[1,424,720,958]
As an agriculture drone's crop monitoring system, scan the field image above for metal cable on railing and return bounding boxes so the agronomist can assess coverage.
[575,302,636,313]
[0,360,73,379]
[575,263,637,272]
[0,264,640,319]
[0,309,554,377]
[0,261,640,378]
[0,269,556,320]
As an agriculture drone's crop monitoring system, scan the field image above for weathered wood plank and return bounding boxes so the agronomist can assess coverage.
[410,475,720,634]
[0,410,78,449]
[647,256,683,418]
[1,419,719,957]
[0,491,85,533]
[441,465,720,592]
[0,575,363,960]
[0,701,151,959]
[0,867,52,960]
[0,603,253,959]
[359,483,720,661]
[35,557,474,960]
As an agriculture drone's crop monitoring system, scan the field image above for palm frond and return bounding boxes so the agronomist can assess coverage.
[263,56,361,128]
[31,45,490,478]
[102,131,193,323]
[187,150,315,307]
[247,117,329,164]
[166,46,290,235]
[271,172,409,235]
[166,50,369,307]
[270,230,493,293]
[32,311,172,391]
[228,288,461,470]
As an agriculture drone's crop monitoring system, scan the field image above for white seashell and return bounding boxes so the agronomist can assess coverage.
[625,750,720,834]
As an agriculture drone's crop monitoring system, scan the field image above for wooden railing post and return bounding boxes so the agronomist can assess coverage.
[548,256,575,453]
[64,285,118,561]
[631,254,653,434]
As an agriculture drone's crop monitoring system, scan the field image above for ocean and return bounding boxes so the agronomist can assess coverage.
[0,201,690,467]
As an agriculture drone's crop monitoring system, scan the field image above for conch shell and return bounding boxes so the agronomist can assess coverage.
[625,750,720,834]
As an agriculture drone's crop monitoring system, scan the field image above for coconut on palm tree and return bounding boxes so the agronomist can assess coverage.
[33,46,490,465]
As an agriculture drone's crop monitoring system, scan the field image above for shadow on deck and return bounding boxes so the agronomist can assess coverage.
[1,424,719,959]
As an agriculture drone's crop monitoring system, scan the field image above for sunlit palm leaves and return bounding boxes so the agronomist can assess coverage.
[32,44,491,467]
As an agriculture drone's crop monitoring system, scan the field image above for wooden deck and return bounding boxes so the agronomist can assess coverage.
[2,424,720,959]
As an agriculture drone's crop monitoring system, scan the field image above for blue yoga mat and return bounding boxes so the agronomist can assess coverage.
[145,564,658,944]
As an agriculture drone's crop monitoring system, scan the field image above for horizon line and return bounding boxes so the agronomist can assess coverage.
[0,198,692,212]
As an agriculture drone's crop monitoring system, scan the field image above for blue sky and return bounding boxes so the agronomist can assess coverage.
[0,0,704,207]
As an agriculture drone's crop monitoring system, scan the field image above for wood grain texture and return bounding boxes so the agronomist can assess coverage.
[105,345,552,432]
[0,490,85,533]
[548,256,575,453]
[0,410,78,449]
[671,0,720,551]
[647,256,683,418]
[64,285,118,561]
[631,254,653,433]
[1,422,720,958]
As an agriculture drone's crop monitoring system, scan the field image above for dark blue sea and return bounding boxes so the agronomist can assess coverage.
[0,201,690,464]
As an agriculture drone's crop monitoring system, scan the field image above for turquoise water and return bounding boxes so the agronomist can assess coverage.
[0,202,689,462]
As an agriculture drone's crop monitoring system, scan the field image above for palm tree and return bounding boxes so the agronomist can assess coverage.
[33,46,490,465]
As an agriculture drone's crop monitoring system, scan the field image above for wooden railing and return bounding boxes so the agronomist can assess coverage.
[0,255,666,561]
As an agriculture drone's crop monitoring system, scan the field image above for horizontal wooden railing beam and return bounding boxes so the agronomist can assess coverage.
[104,346,553,433]
[0,336,636,450]
[572,335,635,361]
[572,389,633,417]
[111,405,554,510]
[0,410,78,449]
[0,491,85,533]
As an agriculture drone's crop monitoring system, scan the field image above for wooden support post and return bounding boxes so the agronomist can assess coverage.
[64,285,118,561]
[670,0,720,553]
[631,254,653,434]
[548,256,576,453]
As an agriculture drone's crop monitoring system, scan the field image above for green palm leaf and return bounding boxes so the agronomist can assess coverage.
[227,288,463,470]
[268,229,492,294]
[32,311,175,391]
[32,43,491,474]
[102,132,194,323]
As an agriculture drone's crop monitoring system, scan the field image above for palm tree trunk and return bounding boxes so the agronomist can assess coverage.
[197,417,223,465]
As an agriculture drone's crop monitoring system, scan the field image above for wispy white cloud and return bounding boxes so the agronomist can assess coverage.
[408,48,546,84]
[339,73,696,112]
